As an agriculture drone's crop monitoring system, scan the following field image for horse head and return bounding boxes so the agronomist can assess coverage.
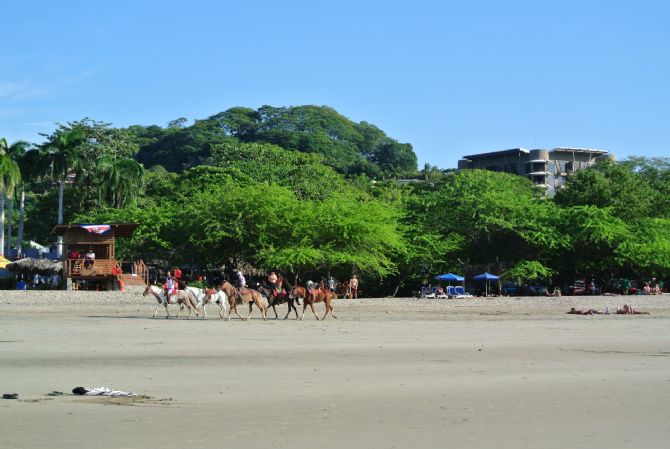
[142,283,155,296]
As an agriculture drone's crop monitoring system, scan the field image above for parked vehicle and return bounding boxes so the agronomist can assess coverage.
[502,282,520,296]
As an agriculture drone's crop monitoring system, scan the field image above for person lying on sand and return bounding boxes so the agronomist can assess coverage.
[567,307,602,315]
[616,304,650,315]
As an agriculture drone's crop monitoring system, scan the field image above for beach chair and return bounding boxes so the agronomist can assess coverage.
[421,286,435,299]
[447,286,458,298]
[454,286,472,298]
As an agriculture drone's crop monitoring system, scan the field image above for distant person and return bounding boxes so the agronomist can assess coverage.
[235,269,246,303]
[328,275,336,292]
[84,248,95,268]
[617,304,650,315]
[164,271,177,301]
[16,278,27,290]
[350,275,359,299]
[567,307,602,315]
[268,271,278,290]
[547,287,562,297]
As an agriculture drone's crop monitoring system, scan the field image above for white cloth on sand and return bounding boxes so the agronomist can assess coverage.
[84,387,137,397]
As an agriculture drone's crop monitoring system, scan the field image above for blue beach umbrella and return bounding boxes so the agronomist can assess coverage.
[472,272,500,296]
[434,273,465,283]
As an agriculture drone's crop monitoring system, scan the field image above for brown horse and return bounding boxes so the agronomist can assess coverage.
[218,281,267,321]
[292,285,337,320]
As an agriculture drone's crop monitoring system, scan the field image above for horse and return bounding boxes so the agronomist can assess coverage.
[218,280,267,321]
[186,286,228,319]
[291,284,338,320]
[255,281,298,320]
[143,283,200,319]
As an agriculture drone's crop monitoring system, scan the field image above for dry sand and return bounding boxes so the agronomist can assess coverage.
[1,288,669,449]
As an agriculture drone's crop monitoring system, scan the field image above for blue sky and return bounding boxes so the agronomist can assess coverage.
[1,0,668,168]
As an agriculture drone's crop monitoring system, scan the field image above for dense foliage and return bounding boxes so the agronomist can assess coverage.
[3,105,670,294]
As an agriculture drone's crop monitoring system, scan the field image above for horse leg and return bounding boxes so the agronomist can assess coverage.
[300,301,308,320]
[154,304,159,319]
[191,298,199,318]
[310,302,319,320]
[217,301,224,319]
[272,304,278,319]
[202,302,207,319]
[247,302,254,321]
[230,303,244,321]
[283,301,292,320]
[261,300,267,320]
[175,303,183,319]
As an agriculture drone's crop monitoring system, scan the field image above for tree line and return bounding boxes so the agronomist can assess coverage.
[1,105,669,295]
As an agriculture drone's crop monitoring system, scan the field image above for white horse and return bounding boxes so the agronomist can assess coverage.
[198,288,230,319]
[203,288,235,321]
[186,286,228,319]
[143,284,199,319]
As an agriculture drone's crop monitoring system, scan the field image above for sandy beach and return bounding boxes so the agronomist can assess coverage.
[1,288,669,449]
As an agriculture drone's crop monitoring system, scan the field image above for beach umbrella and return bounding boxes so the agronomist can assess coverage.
[434,273,465,282]
[5,257,63,275]
[434,273,465,287]
[472,272,500,296]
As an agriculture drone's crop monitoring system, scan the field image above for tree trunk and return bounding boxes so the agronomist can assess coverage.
[57,178,65,258]
[17,185,25,258]
[0,190,5,256]
[6,196,12,255]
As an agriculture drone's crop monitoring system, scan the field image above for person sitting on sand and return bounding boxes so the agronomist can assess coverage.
[547,287,562,297]
[567,307,602,315]
[617,304,650,315]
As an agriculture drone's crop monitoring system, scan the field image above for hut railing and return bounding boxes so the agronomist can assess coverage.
[66,259,120,277]
[66,258,149,284]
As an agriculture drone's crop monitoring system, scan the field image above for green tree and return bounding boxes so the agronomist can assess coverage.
[94,155,145,208]
[554,160,658,221]
[0,139,22,255]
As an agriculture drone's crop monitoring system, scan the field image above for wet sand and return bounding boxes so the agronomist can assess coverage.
[1,289,669,449]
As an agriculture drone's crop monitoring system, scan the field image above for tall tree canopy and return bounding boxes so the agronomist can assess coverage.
[131,105,417,179]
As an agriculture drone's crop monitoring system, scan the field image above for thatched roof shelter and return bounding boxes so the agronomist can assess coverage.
[5,257,63,275]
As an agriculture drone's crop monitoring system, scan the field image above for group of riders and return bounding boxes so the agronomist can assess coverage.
[161,267,360,304]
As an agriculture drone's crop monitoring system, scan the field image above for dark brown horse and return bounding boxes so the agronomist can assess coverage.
[218,281,267,321]
[256,282,299,320]
[291,284,337,320]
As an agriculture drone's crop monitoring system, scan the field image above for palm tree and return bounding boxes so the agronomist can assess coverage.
[15,148,45,257]
[2,140,31,255]
[95,155,145,208]
[0,138,22,256]
[41,127,87,257]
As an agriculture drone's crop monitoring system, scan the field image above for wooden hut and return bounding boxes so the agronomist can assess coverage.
[52,223,148,291]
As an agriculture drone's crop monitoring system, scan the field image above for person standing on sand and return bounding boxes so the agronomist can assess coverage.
[350,274,359,299]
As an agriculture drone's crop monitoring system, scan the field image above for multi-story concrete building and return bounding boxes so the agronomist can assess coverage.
[457,147,615,195]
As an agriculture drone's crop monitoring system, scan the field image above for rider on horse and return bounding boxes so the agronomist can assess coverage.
[164,271,177,302]
[235,269,246,303]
